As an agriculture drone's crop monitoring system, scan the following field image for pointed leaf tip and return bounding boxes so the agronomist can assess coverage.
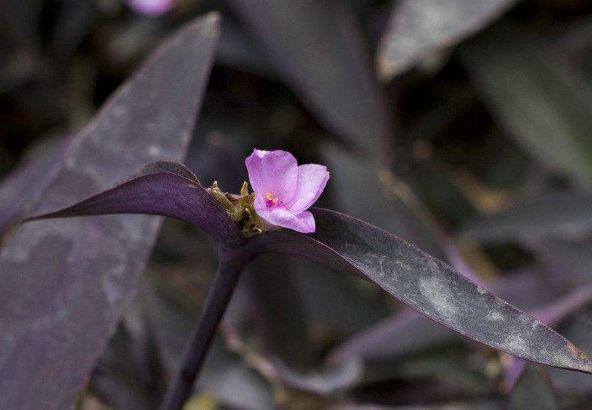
[256,208,592,375]
[24,164,243,247]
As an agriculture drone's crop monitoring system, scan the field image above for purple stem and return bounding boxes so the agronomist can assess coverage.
[159,247,252,410]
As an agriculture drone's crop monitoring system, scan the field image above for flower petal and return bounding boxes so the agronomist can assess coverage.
[287,164,330,213]
[125,0,175,16]
[245,149,299,203]
[258,207,315,233]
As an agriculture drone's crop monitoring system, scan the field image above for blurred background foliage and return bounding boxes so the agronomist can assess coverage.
[3,0,592,408]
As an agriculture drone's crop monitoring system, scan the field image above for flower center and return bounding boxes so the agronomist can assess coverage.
[265,192,280,208]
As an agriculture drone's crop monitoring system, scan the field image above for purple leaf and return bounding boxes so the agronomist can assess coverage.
[0,135,71,241]
[508,365,558,409]
[378,0,518,80]
[255,208,592,374]
[329,269,559,365]
[24,163,243,247]
[504,284,592,390]
[462,190,592,243]
[228,0,393,158]
[461,26,592,189]
[322,143,446,261]
[0,14,220,409]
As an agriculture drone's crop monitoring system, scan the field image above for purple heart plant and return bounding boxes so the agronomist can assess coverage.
[25,150,592,410]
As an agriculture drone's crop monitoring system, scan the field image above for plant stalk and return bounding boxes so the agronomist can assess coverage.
[159,247,251,410]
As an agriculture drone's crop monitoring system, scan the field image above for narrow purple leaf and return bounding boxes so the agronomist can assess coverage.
[508,365,558,409]
[0,14,220,410]
[378,0,518,80]
[329,268,558,365]
[228,0,393,159]
[24,165,242,247]
[504,284,592,390]
[461,26,592,189]
[255,208,592,374]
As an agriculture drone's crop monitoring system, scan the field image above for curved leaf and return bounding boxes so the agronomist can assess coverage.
[0,14,220,410]
[24,163,242,247]
[254,208,592,374]
[377,0,518,80]
[461,26,592,189]
[228,0,392,158]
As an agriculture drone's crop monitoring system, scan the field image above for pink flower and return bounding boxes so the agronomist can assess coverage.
[124,0,175,16]
[245,149,330,233]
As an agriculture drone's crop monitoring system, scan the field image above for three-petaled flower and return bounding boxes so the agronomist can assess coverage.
[245,149,330,233]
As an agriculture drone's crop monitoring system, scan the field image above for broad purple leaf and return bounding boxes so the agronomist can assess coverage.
[255,208,592,374]
[377,0,518,80]
[462,191,592,243]
[228,0,392,158]
[461,26,592,189]
[24,164,242,247]
[0,135,71,241]
[0,14,220,409]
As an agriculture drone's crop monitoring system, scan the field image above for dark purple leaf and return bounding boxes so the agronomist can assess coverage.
[508,365,558,410]
[0,14,220,409]
[228,0,392,158]
[0,135,71,241]
[25,163,242,247]
[244,256,314,369]
[255,208,592,374]
[377,0,518,80]
[323,143,446,261]
[548,309,592,397]
[504,284,592,390]
[462,191,592,243]
[527,237,592,287]
[330,269,559,364]
[461,26,592,189]
[329,308,458,364]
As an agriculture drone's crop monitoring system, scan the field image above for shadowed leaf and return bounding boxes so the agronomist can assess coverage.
[0,135,71,241]
[255,208,592,374]
[0,14,220,409]
[378,0,518,80]
[462,191,592,243]
[143,273,275,410]
[228,0,392,158]
[461,26,592,189]
[508,365,558,410]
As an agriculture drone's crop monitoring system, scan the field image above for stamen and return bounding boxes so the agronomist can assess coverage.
[265,192,279,208]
